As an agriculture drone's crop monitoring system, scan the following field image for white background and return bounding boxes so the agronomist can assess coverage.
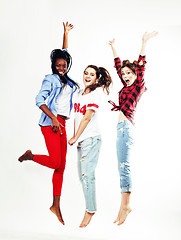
[0,0,181,239]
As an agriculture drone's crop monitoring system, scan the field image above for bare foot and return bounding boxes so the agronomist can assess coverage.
[18,150,34,162]
[114,206,132,225]
[50,205,65,225]
[79,211,95,228]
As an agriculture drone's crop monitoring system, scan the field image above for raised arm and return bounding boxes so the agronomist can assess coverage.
[140,31,158,56]
[62,21,74,49]
[109,38,119,59]
[109,38,123,81]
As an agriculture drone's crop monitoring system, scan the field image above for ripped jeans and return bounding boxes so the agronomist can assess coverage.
[77,136,102,213]
[117,120,135,193]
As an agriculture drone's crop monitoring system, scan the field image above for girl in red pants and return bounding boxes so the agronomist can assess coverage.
[18,22,78,225]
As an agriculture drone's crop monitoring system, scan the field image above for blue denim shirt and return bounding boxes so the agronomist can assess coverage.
[35,74,77,126]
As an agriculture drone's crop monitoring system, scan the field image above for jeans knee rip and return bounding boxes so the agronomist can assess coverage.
[119,128,124,132]
[120,162,130,169]
[126,141,134,147]
[81,155,85,162]
[120,162,126,169]
[82,174,88,189]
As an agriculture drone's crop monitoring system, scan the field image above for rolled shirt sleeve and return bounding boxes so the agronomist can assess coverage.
[86,91,100,112]
[35,77,52,108]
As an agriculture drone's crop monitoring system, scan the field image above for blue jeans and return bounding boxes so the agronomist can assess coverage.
[77,136,102,213]
[117,120,135,193]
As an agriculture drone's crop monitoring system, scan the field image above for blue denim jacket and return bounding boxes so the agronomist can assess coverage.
[35,74,77,126]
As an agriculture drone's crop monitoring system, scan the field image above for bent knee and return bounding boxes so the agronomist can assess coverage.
[49,156,65,170]
[54,163,66,173]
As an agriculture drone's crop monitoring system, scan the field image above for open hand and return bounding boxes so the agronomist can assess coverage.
[108,38,115,46]
[63,21,74,33]
[142,31,158,42]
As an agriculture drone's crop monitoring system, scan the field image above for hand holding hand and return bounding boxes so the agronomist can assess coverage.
[63,21,74,33]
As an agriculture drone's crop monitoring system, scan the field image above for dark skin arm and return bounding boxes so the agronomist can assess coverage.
[62,21,74,49]
[38,22,74,133]
[40,104,64,133]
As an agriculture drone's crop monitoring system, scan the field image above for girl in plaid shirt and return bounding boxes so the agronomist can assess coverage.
[109,31,158,225]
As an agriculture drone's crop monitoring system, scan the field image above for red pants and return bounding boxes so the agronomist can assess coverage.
[33,116,67,196]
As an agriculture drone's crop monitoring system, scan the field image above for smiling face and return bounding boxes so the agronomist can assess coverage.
[55,58,67,76]
[121,66,137,86]
[83,67,98,88]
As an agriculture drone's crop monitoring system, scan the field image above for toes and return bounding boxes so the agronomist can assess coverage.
[114,217,119,224]
[50,206,65,225]
[79,223,84,228]
[59,219,65,225]
[117,219,125,225]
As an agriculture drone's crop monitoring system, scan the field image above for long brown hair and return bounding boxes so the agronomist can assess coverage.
[84,65,112,95]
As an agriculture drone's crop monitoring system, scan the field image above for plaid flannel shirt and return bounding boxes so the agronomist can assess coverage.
[110,55,147,124]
